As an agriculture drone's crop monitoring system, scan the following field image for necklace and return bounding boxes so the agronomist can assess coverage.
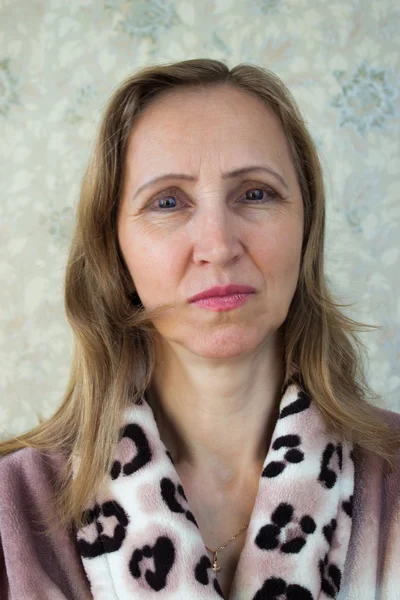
[205,521,250,573]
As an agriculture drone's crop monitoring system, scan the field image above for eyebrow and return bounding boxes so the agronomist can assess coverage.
[132,165,289,201]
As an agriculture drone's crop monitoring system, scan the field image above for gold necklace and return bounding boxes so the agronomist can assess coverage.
[205,521,250,573]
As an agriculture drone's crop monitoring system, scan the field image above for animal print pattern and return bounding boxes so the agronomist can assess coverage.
[73,384,354,599]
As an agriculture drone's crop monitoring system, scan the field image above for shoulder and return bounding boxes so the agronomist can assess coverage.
[373,405,400,497]
[353,404,400,478]
[351,405,400,545]
[0,447,91,599]
[0,445,69,548]
[372,404,400,475]
[0,446,67,506]
[373,404,400,430]
[0,444,66,472]
[0,445,70,542]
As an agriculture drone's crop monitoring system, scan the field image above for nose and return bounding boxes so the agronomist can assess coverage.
[189,203,245,267]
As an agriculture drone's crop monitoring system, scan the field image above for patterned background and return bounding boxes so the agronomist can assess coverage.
[1,0,399,439]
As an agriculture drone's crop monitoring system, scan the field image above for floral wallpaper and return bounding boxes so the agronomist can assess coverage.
[1,0,399,439]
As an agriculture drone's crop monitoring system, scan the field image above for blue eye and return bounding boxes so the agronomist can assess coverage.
[245,188,270,202]
[151,184,279,211]
[157,196,177,209]
[150,192,185,212]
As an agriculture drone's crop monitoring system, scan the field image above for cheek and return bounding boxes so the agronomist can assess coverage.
[253,219,303,281]
[120,230,181,305]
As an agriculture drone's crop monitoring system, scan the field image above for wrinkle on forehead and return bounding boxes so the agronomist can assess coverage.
[130,84,283,146]
[123,84,297,194]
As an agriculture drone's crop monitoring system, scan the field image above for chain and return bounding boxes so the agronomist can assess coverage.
[205,521,250,573]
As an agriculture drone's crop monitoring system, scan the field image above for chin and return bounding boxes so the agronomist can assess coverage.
[179,327,268,359]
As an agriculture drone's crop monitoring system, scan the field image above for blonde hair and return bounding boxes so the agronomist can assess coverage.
[1,58,399,534]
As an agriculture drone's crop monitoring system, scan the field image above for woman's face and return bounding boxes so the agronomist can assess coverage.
[117,84,304,359]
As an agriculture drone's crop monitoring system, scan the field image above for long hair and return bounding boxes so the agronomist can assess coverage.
[1,58,399,534]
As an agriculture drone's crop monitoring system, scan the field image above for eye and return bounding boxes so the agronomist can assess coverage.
[150,189,184,211]
[155,196,178,210]
[240,185,279,203]
[149,183,280,212]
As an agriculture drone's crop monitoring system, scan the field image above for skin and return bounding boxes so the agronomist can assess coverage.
[117,85,304,586]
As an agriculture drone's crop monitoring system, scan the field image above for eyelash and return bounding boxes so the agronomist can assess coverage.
[149,183,281,212]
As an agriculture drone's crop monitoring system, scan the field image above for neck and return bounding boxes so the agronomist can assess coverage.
[148,331,284,491]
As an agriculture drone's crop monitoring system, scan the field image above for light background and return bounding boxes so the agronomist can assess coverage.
[1,0,399,439]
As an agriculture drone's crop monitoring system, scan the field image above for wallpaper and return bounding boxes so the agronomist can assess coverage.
[1,0,399,439]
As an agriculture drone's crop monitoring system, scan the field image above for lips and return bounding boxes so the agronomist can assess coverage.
[189,284,256,302]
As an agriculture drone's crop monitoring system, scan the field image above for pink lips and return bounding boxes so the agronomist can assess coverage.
[189,284,255,312]
[189,284,256,302]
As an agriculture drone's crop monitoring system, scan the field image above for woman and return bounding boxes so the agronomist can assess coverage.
[0,58,399,600]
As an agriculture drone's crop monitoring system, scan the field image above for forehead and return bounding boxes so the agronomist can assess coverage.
[124,84,294,178]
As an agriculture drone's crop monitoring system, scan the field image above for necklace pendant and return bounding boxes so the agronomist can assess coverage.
[212,558,222,573]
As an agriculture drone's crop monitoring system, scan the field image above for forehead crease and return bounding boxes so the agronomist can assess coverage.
[125,96,292,181]
[129,121,283,160]
[131,92,281,142]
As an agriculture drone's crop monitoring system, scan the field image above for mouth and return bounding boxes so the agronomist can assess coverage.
[188,284,256,303]
[190,292,254,312]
